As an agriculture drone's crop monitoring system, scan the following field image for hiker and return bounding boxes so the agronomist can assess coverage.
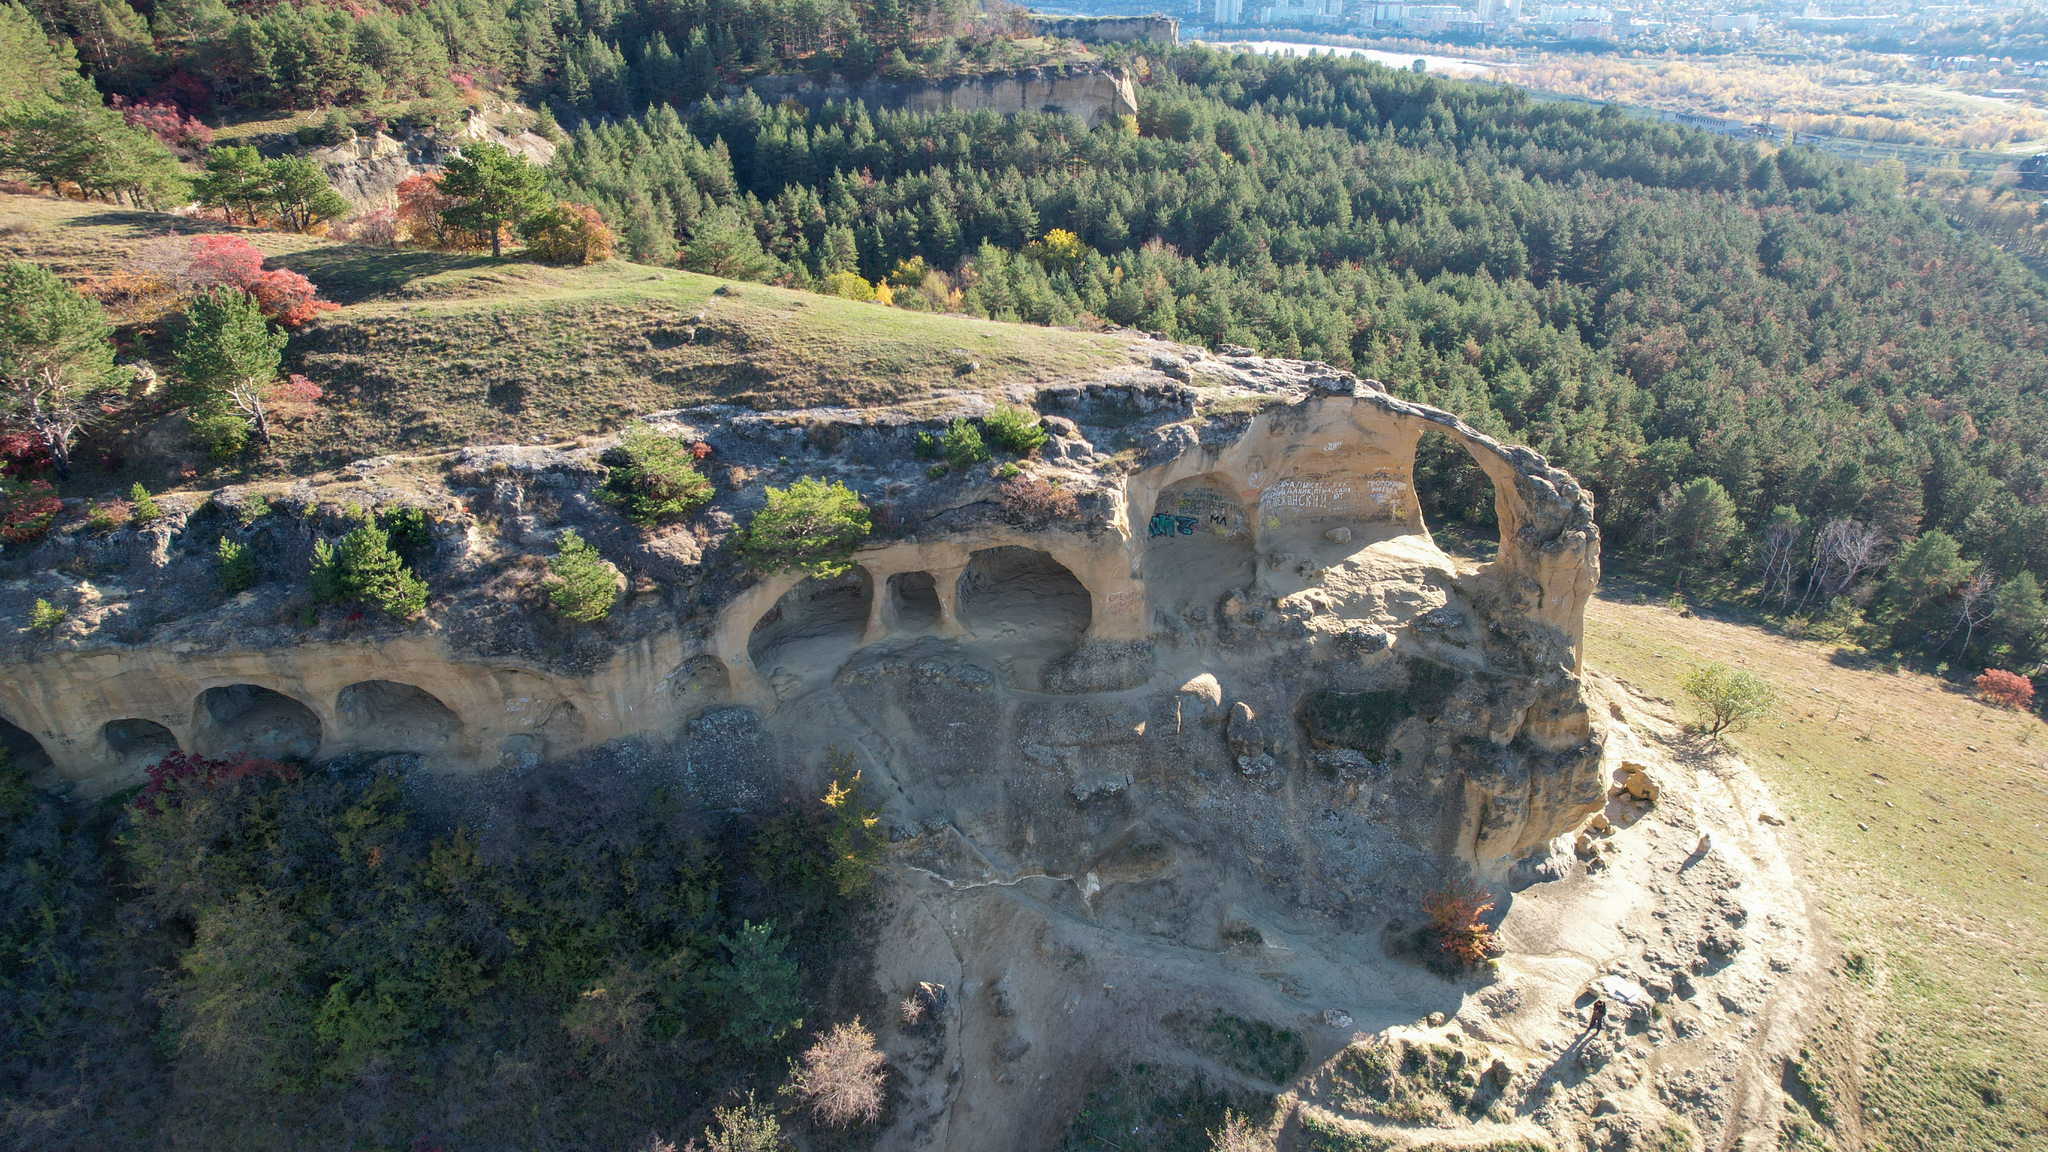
[1588,998,1607,1032]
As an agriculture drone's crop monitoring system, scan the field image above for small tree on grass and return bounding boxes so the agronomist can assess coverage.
[522,201,613,264]
[1975,669,2035,711]
[0,260,125,479]
[785,1019,888,1128]
[438,141,552,258]
[176,287,288,454]
[982,403,1048,455]
[736,477,870,578]
[548,530,619,622]
[310,522,428,618]
[601,425,713,525]
[1681,662,1778,735]
[680,205,776,281]
[1421,879,1502,974]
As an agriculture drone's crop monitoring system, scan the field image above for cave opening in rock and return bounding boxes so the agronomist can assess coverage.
[889,571,943,631]
[957,546,1092,645]
[104,718,179,770]
[0,714,54,775]
[192,684,323,761]
[336,680,461,758]
[748,569,875,679]
[1145,474,1255,612]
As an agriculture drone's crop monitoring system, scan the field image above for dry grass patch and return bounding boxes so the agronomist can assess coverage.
[1585,584,2048,1152]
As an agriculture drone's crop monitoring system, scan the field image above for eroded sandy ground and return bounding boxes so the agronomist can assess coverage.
[858,671,1828,1152]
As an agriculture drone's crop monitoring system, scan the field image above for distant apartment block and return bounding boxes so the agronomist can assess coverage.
[1710,12,1760,33]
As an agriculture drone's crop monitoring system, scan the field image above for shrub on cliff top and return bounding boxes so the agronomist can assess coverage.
[940,418,987,469]
[310,522,427,618]
[982,403,1048,456]
[736,476,869,578]
[548,530,619,622]
[601,425,713,526]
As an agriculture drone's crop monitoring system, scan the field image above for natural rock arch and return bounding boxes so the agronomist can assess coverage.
[335,680,462,759]
[957,546,1093,645]
[103,718,179,770]
[192,684,323,761]
[748,569,875,676]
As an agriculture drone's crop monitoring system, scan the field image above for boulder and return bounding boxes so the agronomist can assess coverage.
[1226,701,1266,759]
[1623,769,1659,802]
[1325,526,1352,543]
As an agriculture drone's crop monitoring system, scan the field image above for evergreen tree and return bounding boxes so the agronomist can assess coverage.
[266,155,350,232]
[197,145,272,224]
[0,261,122,478]
[439,141,552,258]
[680,205,775,281]
[175,288,288,452]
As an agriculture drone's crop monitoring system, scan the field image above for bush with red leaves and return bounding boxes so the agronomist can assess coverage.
[0,478,61,542]
[248,266,339,327]
[112,96,213,150]
[0,431,51,480]
[1975,668,2036,711]
[132,750,296,815]
[1421,879,1504,974]
[185,234,264,291]
[179,236,337,327]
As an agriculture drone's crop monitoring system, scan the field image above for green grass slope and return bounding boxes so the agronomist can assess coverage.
[0,194,1138,475]
[1586,583,2048,1152]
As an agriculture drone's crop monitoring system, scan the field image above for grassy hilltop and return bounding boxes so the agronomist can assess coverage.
[0,194,1136,479]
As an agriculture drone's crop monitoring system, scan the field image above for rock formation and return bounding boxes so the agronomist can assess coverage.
[0,343,1616,1147]
[746,64,1139,127]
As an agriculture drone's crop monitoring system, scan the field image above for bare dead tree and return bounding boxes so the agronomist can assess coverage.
[1932,567,1998,656]
[1800,519,1887,610]
[1754,516,1803,609]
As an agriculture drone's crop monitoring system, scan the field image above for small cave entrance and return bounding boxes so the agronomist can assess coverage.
[192,685,323,761]
[336,680,461,758]
[889,571,943,632]
[957,546,1092,647]
[748,570,875,680]
[0,714,54,775]
[1145,475,1255,612]
[104,718,179,770]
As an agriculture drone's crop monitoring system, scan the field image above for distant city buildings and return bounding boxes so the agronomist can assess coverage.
[1193,0,1962,52]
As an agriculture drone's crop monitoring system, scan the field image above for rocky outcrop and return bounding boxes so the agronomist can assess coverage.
[1026,15,1180,45]
[309,112,556,211]
[746,65,1138,127]
[1,344,1601,887]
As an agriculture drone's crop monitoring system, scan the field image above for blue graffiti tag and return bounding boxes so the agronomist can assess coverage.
[1175,516,1198,535]
[1148,513,1176,539]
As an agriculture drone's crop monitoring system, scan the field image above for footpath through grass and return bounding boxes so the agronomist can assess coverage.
[1583,579,2048,1152]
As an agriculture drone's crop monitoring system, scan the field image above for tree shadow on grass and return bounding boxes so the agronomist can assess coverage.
[267,246,494,305]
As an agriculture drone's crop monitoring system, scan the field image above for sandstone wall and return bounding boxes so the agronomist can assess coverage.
[0,379,1601,876]
[746,66,1138,126]
[1026,15,1180,44]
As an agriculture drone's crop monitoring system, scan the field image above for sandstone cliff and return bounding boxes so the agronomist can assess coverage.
[746,64,1138,127]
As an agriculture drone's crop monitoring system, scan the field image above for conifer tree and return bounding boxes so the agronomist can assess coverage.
[439,142,552,258]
